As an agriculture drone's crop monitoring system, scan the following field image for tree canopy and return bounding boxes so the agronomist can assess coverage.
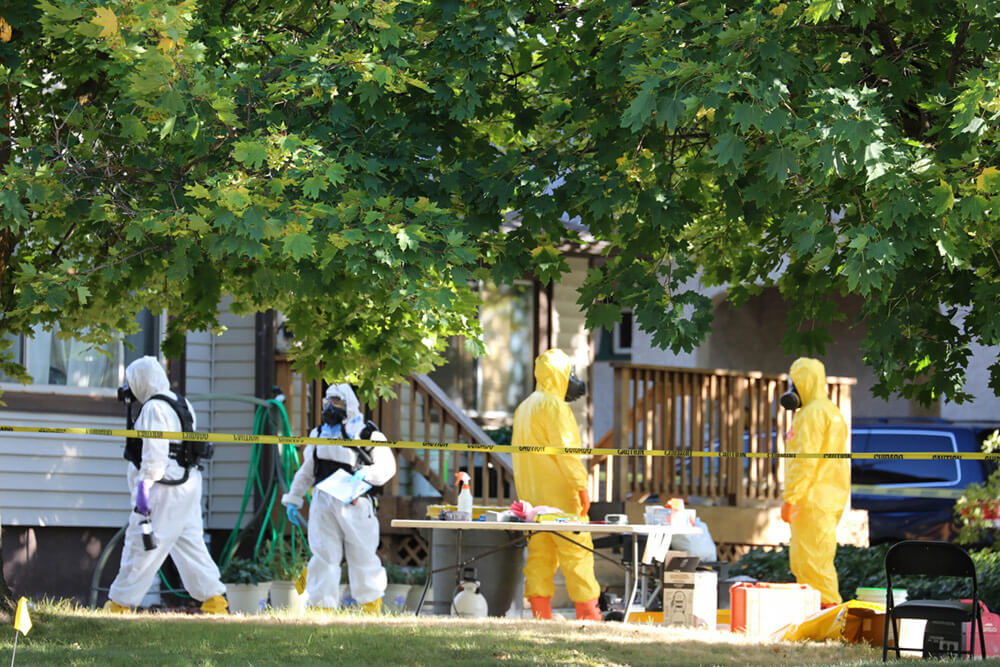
[2,0,1000,403]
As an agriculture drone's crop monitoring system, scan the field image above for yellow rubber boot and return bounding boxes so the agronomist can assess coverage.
[103,599,131,614]
[529,596,552,620]
[201,595,229,615]
[360,598,382,615]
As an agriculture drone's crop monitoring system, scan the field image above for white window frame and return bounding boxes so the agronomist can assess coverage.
[612,310,633,355]
[0,313,166,396]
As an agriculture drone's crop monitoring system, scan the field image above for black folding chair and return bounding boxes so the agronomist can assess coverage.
[882,540,987,661]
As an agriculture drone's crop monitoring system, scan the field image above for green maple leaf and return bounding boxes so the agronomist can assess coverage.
[622,87,657,132]
[711,132,747,169]
[283,232,315,260]
[233,141,268,169]
[764,147,798,182]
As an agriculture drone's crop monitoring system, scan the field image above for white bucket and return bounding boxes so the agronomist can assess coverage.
[225,582,270,615]
[269,580,306,613]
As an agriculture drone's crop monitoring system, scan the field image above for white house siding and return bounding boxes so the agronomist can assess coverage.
[185,302,259,532]
[0,411,129,528]
[552,256,594,447]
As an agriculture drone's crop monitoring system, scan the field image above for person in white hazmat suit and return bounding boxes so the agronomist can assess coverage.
[282,383,396,613]
[104,356,228,614]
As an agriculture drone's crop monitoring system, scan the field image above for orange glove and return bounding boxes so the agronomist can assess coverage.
[578,489,591,517]
[780,501,794,523]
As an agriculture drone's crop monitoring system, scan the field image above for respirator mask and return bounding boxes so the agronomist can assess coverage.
[117,383,136,404]
[322,395,348,426]
[564,369,587,403]
[779,381,801,411]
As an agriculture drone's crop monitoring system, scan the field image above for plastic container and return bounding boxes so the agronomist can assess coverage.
[730,582,821,636]
[855,587,907,605]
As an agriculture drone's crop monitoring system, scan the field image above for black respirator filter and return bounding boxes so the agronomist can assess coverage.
[564,371,587,403]
[779,382,801,411]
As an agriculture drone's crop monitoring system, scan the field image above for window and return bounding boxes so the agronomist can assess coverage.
[614,310,633,354]
[429,282,534,422]
[851,430,961,486]
[0,310,161,391]
[595,308,632,362]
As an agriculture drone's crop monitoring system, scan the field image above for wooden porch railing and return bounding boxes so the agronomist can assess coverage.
[374,373,514,506]
[588,364,854,507]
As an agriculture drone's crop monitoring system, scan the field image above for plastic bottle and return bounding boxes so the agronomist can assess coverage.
[455,471,473,517]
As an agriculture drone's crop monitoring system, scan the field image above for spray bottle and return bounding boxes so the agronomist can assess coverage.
[455,471,473,519]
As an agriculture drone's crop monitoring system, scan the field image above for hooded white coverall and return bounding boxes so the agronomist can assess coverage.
[783,357,850,605]
[108,356,226,607]
[511,349,600,604]
[281,383,396,608]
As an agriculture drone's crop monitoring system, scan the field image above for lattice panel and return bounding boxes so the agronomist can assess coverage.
[378,532,428,567]
[715,542,782,563]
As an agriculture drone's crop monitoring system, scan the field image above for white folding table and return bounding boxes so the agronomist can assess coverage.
[390,519,700,622]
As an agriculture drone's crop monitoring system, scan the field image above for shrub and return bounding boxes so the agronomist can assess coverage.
[220,556,273,585]
[954,429,1000,548]
[385,563,427,585]
[265,537,310,582]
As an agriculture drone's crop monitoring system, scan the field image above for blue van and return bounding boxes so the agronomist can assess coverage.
[850,418,1000,544]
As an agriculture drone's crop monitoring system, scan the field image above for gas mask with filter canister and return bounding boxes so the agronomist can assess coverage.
[322,394,348,426]
[564,368,587,403]
[780,381,801,411]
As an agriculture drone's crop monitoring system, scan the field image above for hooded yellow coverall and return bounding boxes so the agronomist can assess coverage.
[783,357,850,605]
[512,349,601,609]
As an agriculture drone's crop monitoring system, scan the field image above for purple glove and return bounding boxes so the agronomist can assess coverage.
[135,480,151,515]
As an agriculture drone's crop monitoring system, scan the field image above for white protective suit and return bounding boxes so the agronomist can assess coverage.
[281,383,396,608]
[107,356,226,607]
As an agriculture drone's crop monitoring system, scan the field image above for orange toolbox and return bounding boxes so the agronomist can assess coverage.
[730,582,821,636]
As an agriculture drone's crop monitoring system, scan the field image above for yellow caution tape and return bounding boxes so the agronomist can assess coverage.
[1,423,999,460]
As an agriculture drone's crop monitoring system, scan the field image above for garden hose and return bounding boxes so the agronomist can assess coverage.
[218,398,309,574]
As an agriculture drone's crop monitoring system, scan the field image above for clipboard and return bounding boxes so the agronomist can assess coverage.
[314,468,371,504]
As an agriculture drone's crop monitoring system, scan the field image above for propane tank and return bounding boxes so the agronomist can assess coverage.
[451,567,489,618]
[455,471,473,518]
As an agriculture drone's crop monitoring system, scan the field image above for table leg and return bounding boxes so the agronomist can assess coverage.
[624,536,639,623]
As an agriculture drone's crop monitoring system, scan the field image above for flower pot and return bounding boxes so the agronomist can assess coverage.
[225,582,271,615]
[339,583,357,607]
[384,583,411,614]
[269,580,306,613]
[405,584,430,612]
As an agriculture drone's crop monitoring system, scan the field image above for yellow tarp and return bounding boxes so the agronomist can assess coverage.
[776,599,887,643]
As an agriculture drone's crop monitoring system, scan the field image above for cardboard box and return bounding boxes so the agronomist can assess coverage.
[662,570,717,628]
[730,582,821,636]
[853,610,924,657]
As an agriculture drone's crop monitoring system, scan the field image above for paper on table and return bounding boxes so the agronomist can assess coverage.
[315,468,371,503]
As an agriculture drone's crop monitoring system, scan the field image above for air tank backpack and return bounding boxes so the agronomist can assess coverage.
[123,393,214,478]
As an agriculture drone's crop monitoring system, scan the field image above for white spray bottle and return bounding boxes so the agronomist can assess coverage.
[455,471,473,517]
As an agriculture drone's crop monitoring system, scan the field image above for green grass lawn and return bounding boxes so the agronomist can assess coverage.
[0,600,985,666]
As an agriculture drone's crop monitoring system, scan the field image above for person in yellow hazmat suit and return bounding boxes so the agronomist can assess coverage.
[779,357,850,606]
[512,348,602,621]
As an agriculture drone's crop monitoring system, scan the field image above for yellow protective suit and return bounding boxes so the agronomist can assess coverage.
[784,357,850,605]
[512,349,600,603]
